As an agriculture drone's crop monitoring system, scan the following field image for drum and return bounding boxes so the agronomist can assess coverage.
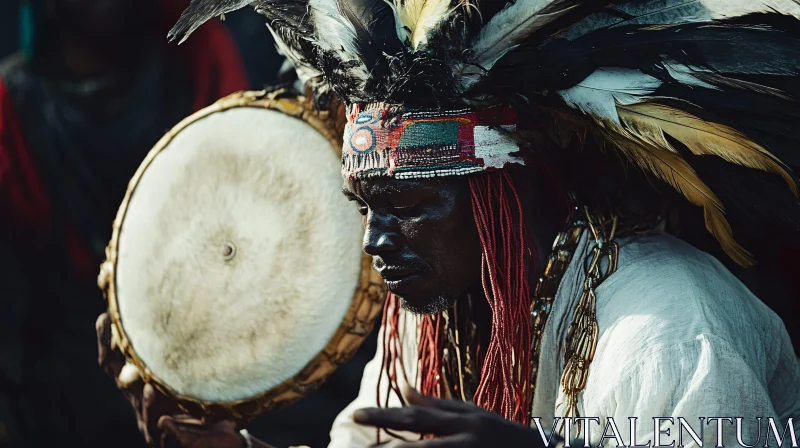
[97,89,384,422]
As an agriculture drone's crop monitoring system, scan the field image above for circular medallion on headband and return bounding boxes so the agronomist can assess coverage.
[348,126,377,153]
[347,108,384,154]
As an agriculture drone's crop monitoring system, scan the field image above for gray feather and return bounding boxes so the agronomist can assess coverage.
[168,0,254,44]
[557,68,662,125]
[561,0,800,41]
[267,24,324,86]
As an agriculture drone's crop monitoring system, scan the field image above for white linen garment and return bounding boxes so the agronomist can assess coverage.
[327,231,800,447]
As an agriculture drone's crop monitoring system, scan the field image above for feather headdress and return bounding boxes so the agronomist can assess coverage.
[169,0,800,266]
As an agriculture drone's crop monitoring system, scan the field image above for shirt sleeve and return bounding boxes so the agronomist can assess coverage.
[572,234,800,448]
[328,312,420,448]
[589,334,798,448]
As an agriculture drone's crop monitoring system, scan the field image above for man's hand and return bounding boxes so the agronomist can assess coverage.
[97,312,276,448]
[353,388,546,448]
[158,416,244,448]
[96,312,183,445]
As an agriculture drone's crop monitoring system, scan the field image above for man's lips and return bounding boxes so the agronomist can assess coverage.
[378,266,417,279]
[377,266,422,291]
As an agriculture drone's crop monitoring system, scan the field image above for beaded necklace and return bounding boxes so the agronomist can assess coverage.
[440,207,631,428]
[438,215,587,414]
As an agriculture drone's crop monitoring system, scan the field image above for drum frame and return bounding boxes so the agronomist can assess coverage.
[97,89,385,424]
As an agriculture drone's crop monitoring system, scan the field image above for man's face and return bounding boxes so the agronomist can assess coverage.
[343,176,483,314]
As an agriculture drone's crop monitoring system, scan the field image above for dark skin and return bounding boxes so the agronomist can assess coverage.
[345,176,484,314]
[97,169,567,447]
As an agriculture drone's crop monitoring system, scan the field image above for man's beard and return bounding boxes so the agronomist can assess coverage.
[397,294,452,315]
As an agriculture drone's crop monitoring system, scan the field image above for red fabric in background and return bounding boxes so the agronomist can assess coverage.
[162,0,250,111]
[0,80,51,238]
[0,0,248,283]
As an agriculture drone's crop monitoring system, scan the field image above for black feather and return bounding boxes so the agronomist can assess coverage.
[255,0,313,33]
[252,0,329,93]
[485,12,800,110]
[335,0,402,79]
[652,82,800,168]
[672,137,800,240]
[168,0,252,43]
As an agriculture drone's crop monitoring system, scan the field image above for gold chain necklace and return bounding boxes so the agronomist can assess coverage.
[527,214,586,420]
[558,208,620,436]
[441,207,621,430]
[528,207,622,425]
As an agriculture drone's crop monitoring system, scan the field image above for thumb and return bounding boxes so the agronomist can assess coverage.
[159,416,205,447]
[96,313,125,379]
[118,362,142,388]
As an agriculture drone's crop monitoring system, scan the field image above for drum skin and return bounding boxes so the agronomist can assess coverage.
[97,89,384,423]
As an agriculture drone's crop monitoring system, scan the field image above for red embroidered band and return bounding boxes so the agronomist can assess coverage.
[342,103,524,179]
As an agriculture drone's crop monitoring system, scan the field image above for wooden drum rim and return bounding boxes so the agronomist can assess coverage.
[97,89,385,424]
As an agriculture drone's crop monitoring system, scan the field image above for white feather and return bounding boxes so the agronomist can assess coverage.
[266,25,324,87]
[469,0,577,71]
[388,0,454,50]
[310,0,361,55]
[662,61,718,90]
[557,68,663,125]
[662,60,789,98]
[697,0,800,19]
[309,0,369,83]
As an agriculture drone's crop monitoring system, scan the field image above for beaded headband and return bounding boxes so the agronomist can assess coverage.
[341,104,524,179]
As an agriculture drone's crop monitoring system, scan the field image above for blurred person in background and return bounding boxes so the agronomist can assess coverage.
[0,0,248,445]
[222,8,283,89]
[0,1,378,446]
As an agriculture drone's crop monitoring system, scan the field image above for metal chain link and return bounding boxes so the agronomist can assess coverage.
[559,207,619,435]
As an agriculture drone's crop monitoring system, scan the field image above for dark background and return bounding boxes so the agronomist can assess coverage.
[0,1,378,446]
[0,1,795,447]
[1,0,19,62]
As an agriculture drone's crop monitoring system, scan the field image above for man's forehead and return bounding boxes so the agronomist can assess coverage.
[342,177,434,197]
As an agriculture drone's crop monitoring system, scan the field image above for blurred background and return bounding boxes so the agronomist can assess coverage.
[0,0,377,446]
[0,1,796,447]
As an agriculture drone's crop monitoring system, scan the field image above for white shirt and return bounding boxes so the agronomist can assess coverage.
[328,231,800,447]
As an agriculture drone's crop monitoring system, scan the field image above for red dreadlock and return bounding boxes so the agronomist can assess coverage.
[380,170,537,427]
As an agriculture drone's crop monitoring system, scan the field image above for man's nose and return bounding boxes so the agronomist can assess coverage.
[362,212,402,256]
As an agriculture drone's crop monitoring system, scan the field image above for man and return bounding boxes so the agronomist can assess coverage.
[0,0,248,445]
[100,0,800,447]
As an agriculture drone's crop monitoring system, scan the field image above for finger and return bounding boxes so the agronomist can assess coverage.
[170,415,205,426]
[397,434,474,448]
[144,383,169,440]
[96,313,125,379]
[353,406,467,436]
[212,420,238,432]
[161,417,205,446]
[160,416,223,447]
[402,386,477,413]
[158,415,212,433]
[145,383,184,416]
[158,415,178,433]
[372,435,473,448]
[160,432,184,448]
[138,419,151,445]
[118,362,142,388]
[160,416,202,442]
